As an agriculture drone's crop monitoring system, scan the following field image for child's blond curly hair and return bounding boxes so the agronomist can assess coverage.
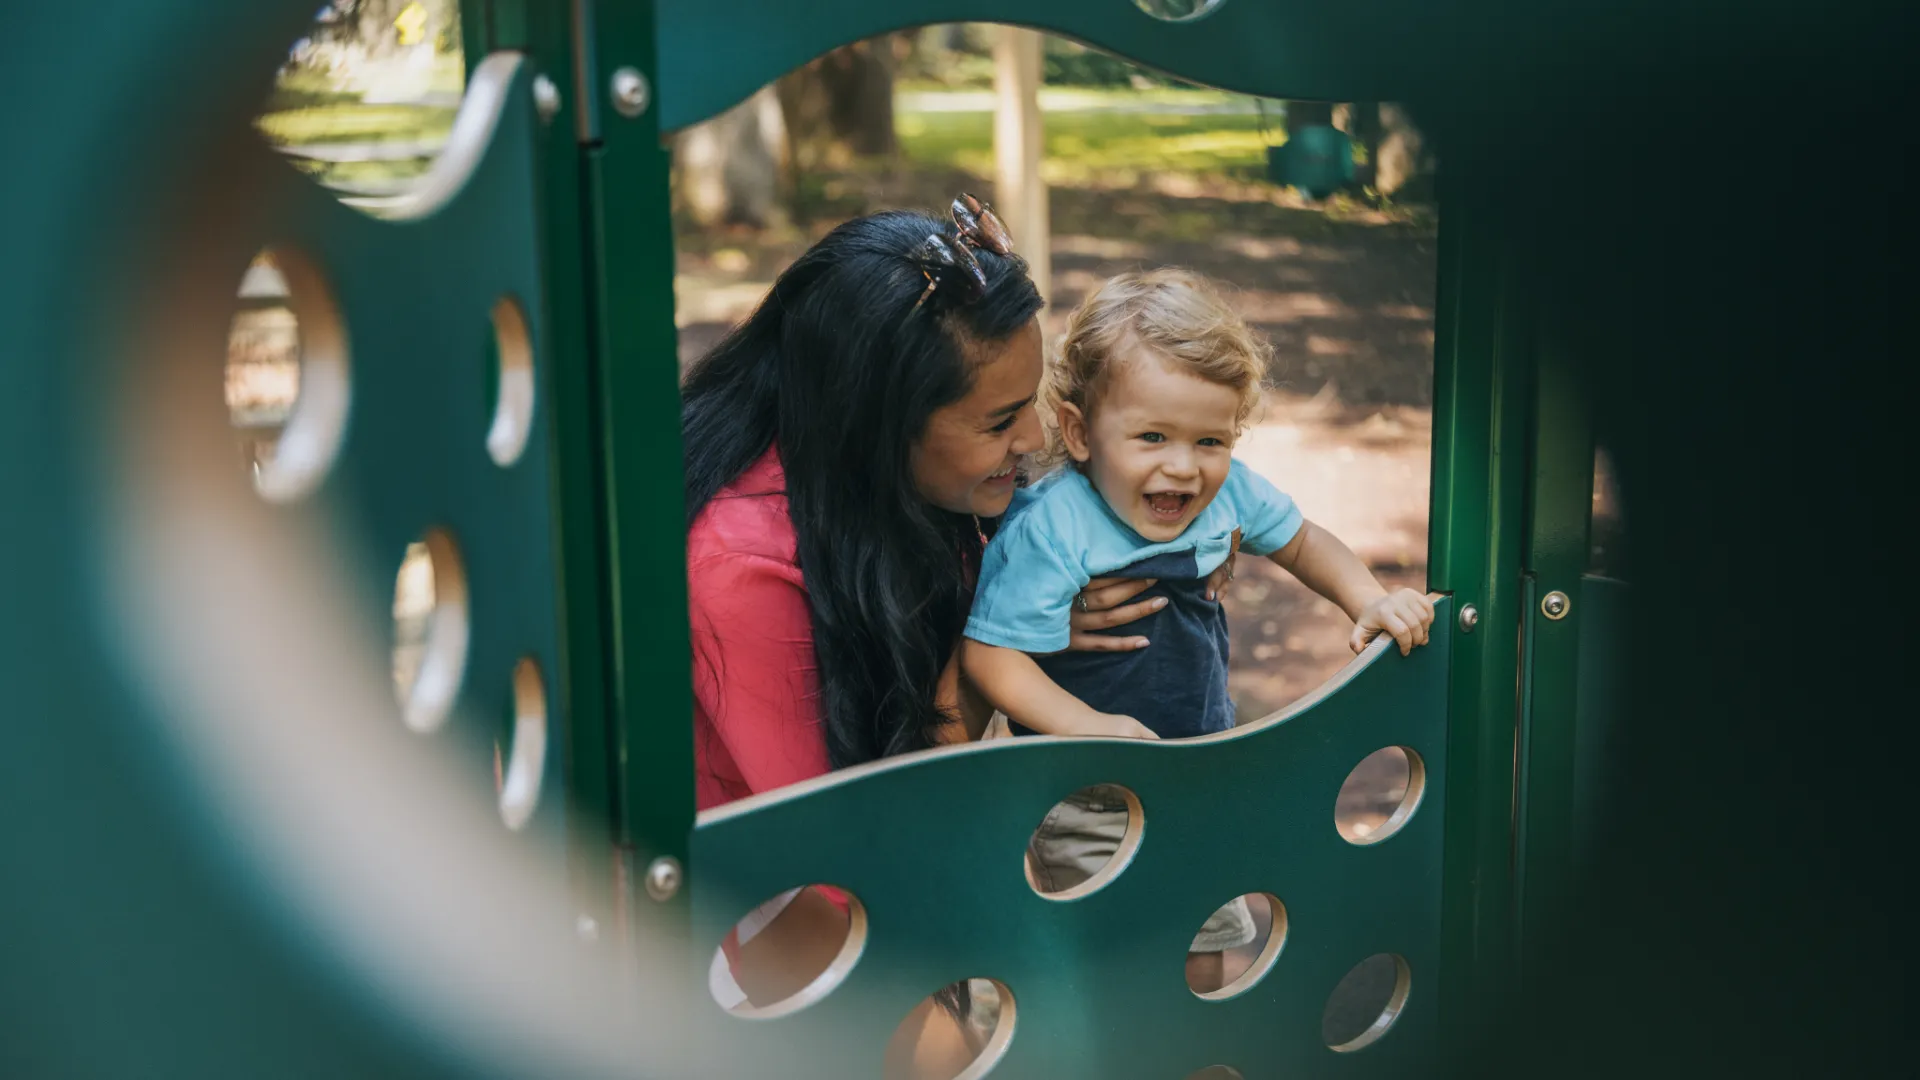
[1036,268,1270,473]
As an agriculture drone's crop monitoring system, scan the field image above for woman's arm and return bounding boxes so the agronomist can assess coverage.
[961,640,1158,739]
[690,552,833,794]
[1268,520,1435,654]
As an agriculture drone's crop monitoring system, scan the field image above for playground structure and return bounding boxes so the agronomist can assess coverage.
[7,1,1904,1078]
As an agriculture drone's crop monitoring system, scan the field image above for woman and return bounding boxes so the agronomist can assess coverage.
[682,202,1214,1070]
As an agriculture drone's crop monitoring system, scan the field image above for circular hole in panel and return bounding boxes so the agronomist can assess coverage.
[1321,953,1411,1052]
[495,657,547,830]
[226,248,349,501]
[1184,1069,1245,1080]
[391,531,469,733]
[485,295,536,466]
[1023,784,1144,900]
[708,886,866,1019]
[256,6,467,210]
[1187,892,1287,1000]
[1335,746,1425,844]
[883,979,1016,1080]
[1132,0,1227,22]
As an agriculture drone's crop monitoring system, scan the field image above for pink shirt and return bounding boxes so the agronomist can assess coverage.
[689,448,853,1001]
[687,447,831,812]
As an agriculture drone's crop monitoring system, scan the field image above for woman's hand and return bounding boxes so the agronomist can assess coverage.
[1350,589,1437,656]
[1066,577,1163,652]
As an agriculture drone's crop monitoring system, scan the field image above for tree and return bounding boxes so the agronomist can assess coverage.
[1343,102,1431,199]
[669,35,903,232]
[303,0,457,58]
[1369,103,1430,198]
[353,0,408,57]
[776,37,902,172]
[674,86,788,230]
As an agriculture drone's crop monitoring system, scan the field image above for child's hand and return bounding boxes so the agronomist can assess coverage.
[1351,589,1436,656]
[1071,713,1162,740]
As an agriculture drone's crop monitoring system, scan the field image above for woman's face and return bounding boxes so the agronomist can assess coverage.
[911,319,1044,518]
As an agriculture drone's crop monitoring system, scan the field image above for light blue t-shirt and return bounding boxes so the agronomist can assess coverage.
[965,459,1304,656]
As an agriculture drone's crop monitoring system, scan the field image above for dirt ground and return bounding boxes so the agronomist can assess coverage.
[676,171,1439,723]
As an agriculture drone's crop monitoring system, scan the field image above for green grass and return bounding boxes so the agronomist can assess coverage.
[254,65,459,191]
[256,104,455,147]
[899,103,1276,186]
[256,54,463,150]
[252,79,1423,230]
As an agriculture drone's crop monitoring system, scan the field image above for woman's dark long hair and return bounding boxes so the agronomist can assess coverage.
[683,209,1042,770]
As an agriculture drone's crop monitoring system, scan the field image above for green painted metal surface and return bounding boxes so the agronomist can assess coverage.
[313,54,565,844]
[465,0,629,930]
[1569,575,1626,870]
[1424,146,1531,1033]
[695,618,1451,1078]
[25,0,1881,1075]
[650,0,1816,131]
[577,0,700,940]
[1513,300,1596,991]
[0,2,567,1075]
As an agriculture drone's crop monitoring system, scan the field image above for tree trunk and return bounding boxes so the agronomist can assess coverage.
[993,27,1049,306]
[776,37,899,171]
[1346,101,1382,187]
[1314,101,1429,198]
[1371,102,1429,198]
[674,85,789,230]
[355,0,407,58]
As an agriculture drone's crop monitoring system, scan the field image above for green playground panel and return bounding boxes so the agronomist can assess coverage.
[694,619,1451,1077]
[0,0,1637,1074]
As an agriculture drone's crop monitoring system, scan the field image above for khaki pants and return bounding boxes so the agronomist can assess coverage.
[1026,783,1256,952]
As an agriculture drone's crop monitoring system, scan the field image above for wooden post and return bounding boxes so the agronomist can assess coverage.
[993,27,1049,307]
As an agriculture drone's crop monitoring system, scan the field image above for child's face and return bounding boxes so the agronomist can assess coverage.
[1061,353,1241,543]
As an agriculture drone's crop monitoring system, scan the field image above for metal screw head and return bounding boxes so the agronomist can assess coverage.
[610,66,650,119]
[532,74,561,125]
[1542,590,1571,620]
[1458,603,1479,632]
[644,856,682,901]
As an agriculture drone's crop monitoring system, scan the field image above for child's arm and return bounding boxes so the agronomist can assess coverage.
[932,643,995,744]
[962,640,1160,740]
[1269,520,1436,655]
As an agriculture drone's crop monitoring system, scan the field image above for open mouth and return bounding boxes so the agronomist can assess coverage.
[985,462,1017,485]
[1145,492,1193,522]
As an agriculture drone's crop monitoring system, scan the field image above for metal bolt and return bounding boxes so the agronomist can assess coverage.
[1458,603,1479,632]
[575,914,599,942]
[532,74,561,125]
[1542,591,1571,620]
[609,66,650,119]
[644,856,682,901]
